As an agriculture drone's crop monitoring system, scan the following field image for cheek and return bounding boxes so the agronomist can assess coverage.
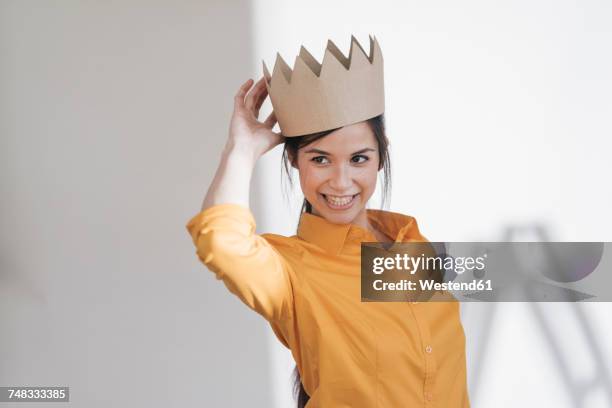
[354,166,379,192]
[298,166,325,196]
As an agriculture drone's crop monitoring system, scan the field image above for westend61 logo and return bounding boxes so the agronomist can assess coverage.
[361,242,609,302]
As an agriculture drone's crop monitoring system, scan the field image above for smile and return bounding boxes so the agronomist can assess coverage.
[321,193,359,210]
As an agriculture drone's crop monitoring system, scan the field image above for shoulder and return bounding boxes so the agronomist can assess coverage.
[259,233,314,276]
[400,214,427,242]
[368,208,427,241]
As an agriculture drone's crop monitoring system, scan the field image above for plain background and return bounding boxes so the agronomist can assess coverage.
[1,1,611,407]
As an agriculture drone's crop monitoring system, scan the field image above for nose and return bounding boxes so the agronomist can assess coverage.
[328,163,353,192]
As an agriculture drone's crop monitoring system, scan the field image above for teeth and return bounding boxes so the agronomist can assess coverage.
[325,194,355,206]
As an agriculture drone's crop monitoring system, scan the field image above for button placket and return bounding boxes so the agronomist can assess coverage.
[408,306,438,406]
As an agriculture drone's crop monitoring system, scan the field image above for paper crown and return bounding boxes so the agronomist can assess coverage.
[262,34,385,137]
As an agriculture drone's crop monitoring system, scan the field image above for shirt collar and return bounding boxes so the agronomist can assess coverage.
[297,209,423,255]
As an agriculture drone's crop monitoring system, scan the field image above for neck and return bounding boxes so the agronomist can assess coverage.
[349,207,370,230]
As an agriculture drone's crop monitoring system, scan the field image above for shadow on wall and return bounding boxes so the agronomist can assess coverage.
[464,224,612,407]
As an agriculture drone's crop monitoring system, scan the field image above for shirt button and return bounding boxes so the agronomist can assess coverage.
[425,345,433,353]
[425,391,433,401]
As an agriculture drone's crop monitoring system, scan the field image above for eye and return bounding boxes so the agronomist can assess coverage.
[351,154,369,164]
[311,156,330,164]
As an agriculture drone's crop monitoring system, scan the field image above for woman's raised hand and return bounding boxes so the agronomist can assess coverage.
[227,77,283,159]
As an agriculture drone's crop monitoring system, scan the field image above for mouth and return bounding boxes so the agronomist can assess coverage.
[320,193,360,210]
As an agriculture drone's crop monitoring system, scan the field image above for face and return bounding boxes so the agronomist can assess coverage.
[294,121,380,226]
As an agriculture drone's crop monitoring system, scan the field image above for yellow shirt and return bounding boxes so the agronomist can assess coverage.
[186,203,470,407]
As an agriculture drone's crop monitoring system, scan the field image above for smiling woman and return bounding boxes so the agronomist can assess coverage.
[282,114,391,230]
[185,35,470,407]
[280,113,394,405]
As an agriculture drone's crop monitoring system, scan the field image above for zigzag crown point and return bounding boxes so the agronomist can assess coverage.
[371,35,382,62]
[325,38,350,69]
[293,55,320,80]
[298,45,322,77]
[267,35,382,86]
[262,59,271,82]
[348,35,371,66]
[272,52,292,83]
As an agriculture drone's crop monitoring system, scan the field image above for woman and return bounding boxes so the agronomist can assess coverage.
[186,37,469,407]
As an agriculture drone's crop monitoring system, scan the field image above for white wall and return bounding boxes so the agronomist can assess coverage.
[250,1,612,407]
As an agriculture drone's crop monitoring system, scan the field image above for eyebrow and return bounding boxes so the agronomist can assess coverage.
[303,147,376,155]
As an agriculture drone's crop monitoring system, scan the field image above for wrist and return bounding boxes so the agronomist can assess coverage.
[222,140,259,169]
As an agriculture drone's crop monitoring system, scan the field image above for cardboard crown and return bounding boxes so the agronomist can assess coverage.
[262,34,384,137]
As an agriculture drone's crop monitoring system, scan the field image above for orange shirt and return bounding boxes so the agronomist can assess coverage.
[186,203,469,407]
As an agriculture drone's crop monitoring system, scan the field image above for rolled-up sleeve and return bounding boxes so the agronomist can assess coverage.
[186,203,294,322]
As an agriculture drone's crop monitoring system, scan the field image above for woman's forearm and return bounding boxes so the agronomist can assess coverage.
[200,76,281,212]
[201,142,258,211]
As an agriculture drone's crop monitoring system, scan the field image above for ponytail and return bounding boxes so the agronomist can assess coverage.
[292,198,312,407]
[292,365,310,407]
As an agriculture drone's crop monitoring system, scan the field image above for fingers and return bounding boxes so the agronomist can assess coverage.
[253,82,269,119]
[234,78,254,109]
[234,77,273,124]
[245,76,267,114]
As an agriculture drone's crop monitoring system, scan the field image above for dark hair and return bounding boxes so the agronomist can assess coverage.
[280,114,391,407]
